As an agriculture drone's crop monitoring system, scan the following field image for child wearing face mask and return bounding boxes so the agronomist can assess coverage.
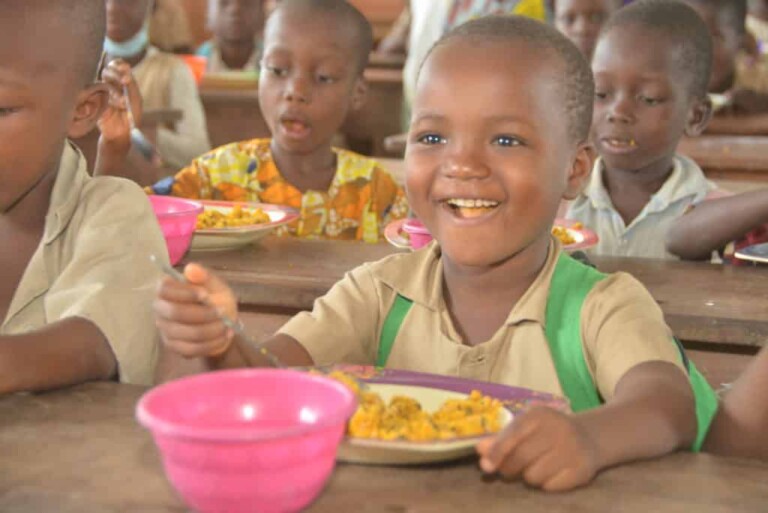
[103,0,210,171]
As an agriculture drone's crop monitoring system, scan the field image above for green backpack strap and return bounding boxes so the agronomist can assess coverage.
[545,253,718,452]
[545,254,605,412]
[376,294,413,367]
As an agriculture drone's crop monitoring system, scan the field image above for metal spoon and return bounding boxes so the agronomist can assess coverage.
[150,255,285,368]
[124,84,161,162]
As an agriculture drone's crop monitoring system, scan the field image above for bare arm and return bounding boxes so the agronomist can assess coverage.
[0,318,116,395]
[477,361,696,491]
[666,189,768,260]
[704,346,768,460]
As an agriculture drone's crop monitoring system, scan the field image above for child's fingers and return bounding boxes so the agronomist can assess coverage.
[519,448,562,488]
[153,297,220,325]
[156,276,207,304]
[492,432,552,480]
[183,263,235,302]
[104,59,133,84]
[162,333,233,359]
[156,317,228,343]
[541,467,587,493]
[477,418,536,473]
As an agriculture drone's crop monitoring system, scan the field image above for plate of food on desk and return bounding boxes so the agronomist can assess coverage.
[385,218,598,252]
[313,365,567,465]
[191,200,298,251]
[734,242,768,264]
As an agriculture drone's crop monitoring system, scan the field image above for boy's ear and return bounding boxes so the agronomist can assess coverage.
[349,77,368,112]
[67,83,109,139]
[684,96,713,137]
[562,142,594,201]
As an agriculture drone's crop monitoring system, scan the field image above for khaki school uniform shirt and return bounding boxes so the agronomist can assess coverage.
[280,240,685,400]
[0,142,167,385]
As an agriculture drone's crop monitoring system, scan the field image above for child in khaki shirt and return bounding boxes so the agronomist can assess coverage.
[0,1,166,391]
[154,15,716,491]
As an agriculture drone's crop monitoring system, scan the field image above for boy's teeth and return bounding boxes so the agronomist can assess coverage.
[446,198,499,208]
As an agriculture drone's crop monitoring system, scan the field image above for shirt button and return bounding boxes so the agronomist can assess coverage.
[476,355,486,363]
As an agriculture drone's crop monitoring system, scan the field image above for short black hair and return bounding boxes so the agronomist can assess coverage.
[601,0,713,99]
[683,0,748,35]
[268,0,373,74]
[427,15,595,144]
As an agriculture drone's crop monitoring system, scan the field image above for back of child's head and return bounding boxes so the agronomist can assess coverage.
[680,0,748,93]
[600,0,713,100]
[265,0,373,75]
[426,15,595,145]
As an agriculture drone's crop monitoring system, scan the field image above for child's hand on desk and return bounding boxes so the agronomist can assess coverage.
[97,59,143,159]
[154,263,239,358]
[476,407,599,492]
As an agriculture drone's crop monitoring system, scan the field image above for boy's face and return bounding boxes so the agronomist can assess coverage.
[591,26,708,174]
[0,8,106,213]
[106,0,151,42]
[554,0,616,58]
[405,41,590,268]
[685,2,743,93]
[258,9,365,155]
[215,0,264,43]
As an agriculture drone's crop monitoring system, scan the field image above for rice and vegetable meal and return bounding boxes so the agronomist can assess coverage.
[323,371,504,442]
[196,205,271,229]
[551,223,582,246]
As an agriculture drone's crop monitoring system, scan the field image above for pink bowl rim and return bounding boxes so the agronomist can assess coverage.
[149,195,204,218]
[402,218,430,235]
[136,368,358,442]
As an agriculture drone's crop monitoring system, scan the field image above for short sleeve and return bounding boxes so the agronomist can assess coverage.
[44,179,167,385]
[581,272,687,400]
[278,264,381,366]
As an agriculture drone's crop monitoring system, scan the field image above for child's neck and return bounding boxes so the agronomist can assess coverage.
[107,49,148,69]
[269,140,337,193]
[602,156,675,226]
[441,236,550,347]
[218,38,256,70]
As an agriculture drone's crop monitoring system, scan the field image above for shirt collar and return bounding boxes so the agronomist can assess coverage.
[44,142,89,244]
[371,238,563,327]
[583,154,711,214]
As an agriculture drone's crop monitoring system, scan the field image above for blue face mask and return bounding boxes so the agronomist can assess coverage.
[104,24,149,58]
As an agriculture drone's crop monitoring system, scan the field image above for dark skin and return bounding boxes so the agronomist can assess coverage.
[704,345,768,460]
[154,38,697,492]
[591,25,712,226]
[213,0,265,70]
[0,4,117,394]
[105,0,152,67]
[666,188,768,260]
[750,0,768,20]
[258,7,366,193]
[553,0,618,59]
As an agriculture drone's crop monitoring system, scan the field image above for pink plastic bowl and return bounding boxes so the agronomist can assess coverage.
[136,369,357,513]
[402,219,433,250]
[148,195,203,265]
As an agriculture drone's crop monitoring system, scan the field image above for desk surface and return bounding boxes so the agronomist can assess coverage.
[2,382,768,513]
[188,238,768,348]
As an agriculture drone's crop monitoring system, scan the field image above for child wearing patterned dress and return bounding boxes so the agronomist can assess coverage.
[150,0,408,242]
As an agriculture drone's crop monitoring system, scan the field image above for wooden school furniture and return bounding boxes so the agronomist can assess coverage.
[198,67,404,156]
[678,135,768,183]
[4,381,768,513]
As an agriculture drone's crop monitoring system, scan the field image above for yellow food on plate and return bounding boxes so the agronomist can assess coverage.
[551,222,582,246]
[196,205,270,229]
[323,371,503,442]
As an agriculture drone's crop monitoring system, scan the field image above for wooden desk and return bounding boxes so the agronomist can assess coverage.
[188,238,768,350]
[199,68,403,156]
[3,382,768,513]
[706,113,768,136]
[678,136,768,182]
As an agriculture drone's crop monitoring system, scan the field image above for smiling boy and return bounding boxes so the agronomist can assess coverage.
[151,0,407,242]
[154,15,716,491]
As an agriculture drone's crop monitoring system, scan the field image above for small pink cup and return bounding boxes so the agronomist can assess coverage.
[148,195,203,265]
[402,219,433,250]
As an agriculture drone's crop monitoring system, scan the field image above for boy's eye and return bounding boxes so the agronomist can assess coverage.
[639,95,663,106]
[317,74,336,84]
[263,65,288,77]
[416,133,446,145]
[595,91,608,100]
[0,106,19,116]
[492,135,523,147]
